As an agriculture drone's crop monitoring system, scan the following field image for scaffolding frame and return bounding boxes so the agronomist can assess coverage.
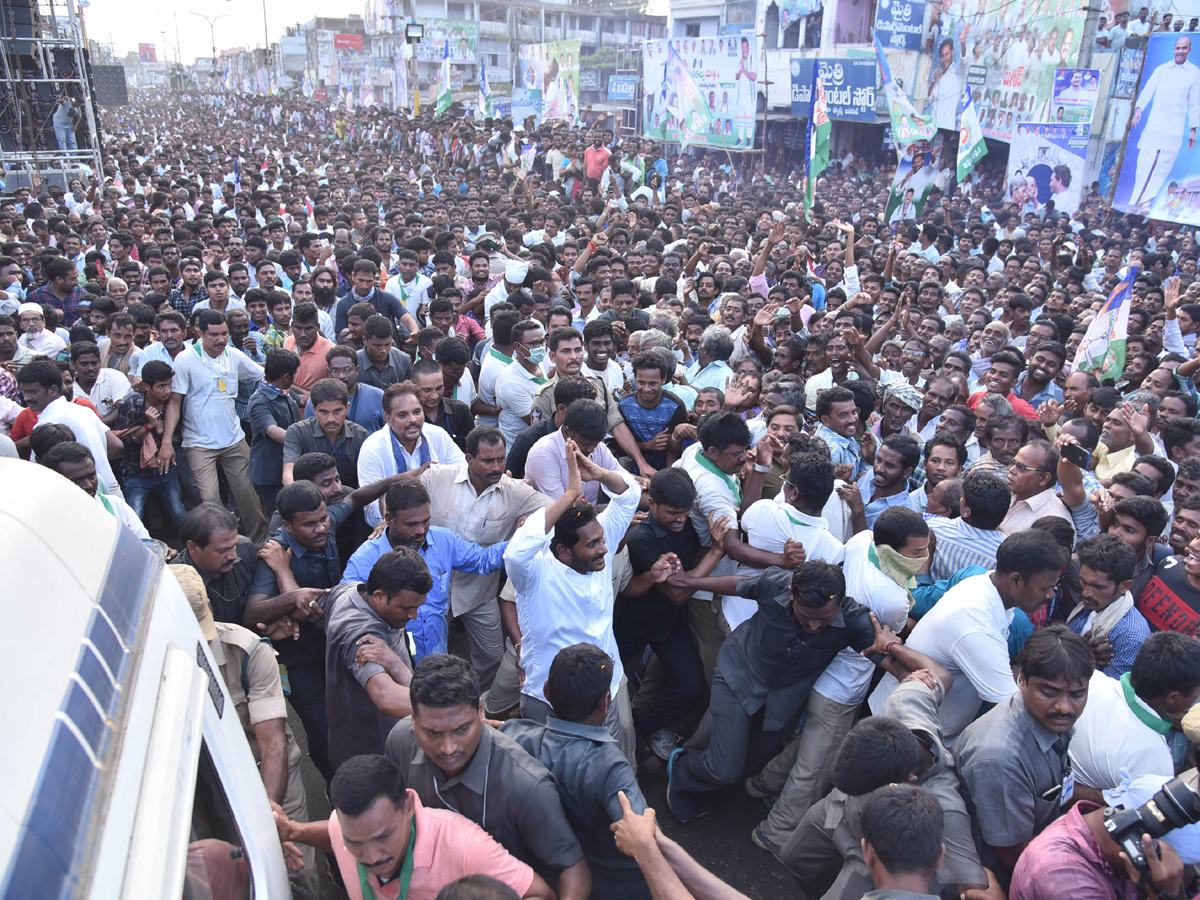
[1,0,103,177]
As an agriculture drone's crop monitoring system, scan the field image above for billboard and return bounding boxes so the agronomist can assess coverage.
[923,0,1087,142]
[1006,122,1089,215]
[333,34,363,52]
[642,36,760,149]
[791,57,877,122]
[608,75,638,101]
[874,0,927,50]
[885,134,946,222]
[518,40,580,125]
[138,43,156,64]
[1049,67,1100,124]
[780,0,822,32]
[1113,32,1200,222]
[414,20,478,63]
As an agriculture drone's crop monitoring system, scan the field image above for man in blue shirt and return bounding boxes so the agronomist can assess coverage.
[342,479,507,660]
[619,350,689,471]
[852,434,920,530]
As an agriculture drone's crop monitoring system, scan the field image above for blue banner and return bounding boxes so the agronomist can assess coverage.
[608,75,638,102]
[790,57,877,122]
[873,0,926,50]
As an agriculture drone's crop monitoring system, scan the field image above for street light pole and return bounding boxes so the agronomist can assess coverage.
[187,11,229,84]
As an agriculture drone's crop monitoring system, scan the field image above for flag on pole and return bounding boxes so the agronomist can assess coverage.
[1074,266,1138,380]
[233,157,241,194]
[414,83,421,116]
[478,58,491,119]
[874,35,935,149]
[803,68,831,221]
[436,39,452,116]
[659,43,714,149]
[956,85,987,181]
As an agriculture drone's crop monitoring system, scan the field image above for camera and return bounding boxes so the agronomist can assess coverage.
[1104,768,1200,873]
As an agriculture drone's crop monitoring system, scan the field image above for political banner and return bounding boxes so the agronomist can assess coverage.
[790,57,877,122]
[885,134,945,222]
[874,0,927,50]
[518,40,580,125]
[413,20,477,63]
[608,76,638,102]
[1116,47,1144,96]
[924,0,1087,142]
[642,36,760,149]
[138,43,157,64]
[1075,267,1137,381]
[875,35,936,147]
[804,71,831,218]
[781,0,823,32]
[511,87,543,125]
[1006,122,1089,215]
[957,85,988,180]
[1050,68,1100,124]
[1113,32,1200,222]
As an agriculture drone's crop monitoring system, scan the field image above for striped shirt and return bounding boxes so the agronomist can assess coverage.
[926,516,1007,582]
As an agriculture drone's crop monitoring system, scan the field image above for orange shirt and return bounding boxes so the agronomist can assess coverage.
[328,790,535,900]
[283,334,333,390]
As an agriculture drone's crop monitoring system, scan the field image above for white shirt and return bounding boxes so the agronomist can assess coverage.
[384,273,434,318]
[37,396,121,498]
[1069,670,1174,790]
[726,496,846,631]
[75,369,132,420]
[356,423,465,527]
[869,571,1017,741]
[814,532,911,706]
[494,362,546,446]
[132,341,183,377]
[584,359,624,397]
[98,490,150,541]
[505,470,642,704]
[475,349,511,428]
[677,442,739,547]
[1135,58,1200,151]
[170,344,263,450]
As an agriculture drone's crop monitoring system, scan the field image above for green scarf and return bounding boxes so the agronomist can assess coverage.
[869,542,928,608]
[357,816,417,900]
[1120,673,1172,735]
[696,452,741,505]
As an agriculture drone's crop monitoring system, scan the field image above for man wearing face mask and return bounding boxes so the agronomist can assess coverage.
[495,319,548,446]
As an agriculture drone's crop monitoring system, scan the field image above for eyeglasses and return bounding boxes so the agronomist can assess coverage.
[1010,462,1050,475]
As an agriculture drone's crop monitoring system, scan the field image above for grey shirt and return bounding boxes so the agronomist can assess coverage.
[283,416,370,488]
[385,719,584,880]
[357,346,412,390]
[954,691,1073,853]
[501,716,650,900]
[323,581,414,772]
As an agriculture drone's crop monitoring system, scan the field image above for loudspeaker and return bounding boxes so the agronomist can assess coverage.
[91,65,128,106]
[0,0,40,56]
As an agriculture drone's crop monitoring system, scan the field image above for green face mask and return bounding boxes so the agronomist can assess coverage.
[870,541,928,603]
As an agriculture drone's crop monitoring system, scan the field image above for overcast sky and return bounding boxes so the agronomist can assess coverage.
[83,0,365,64]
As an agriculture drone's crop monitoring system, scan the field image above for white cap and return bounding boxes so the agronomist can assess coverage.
[505,260,529,285]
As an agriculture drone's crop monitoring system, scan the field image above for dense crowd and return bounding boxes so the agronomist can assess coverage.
[5,88,1200,900]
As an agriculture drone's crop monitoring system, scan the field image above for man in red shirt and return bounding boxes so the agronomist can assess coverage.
[583,134,611,183]
[967,349,1038,420]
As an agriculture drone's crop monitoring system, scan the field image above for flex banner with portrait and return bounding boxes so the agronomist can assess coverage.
[1113,32,1200,224]
[414,20,478,63]
[1005,122,1089,215]
[518,41,580,125]
[642,36,761,150]
[885,133,946,223]
[920,0,1087,142]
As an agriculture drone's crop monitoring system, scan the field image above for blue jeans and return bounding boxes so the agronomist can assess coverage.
[54,120,77,151]
[122,467,186,526]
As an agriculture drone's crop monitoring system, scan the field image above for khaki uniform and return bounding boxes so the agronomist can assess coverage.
[210,622,316,893]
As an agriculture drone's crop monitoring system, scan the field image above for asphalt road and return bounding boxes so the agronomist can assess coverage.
[289,704,801,900]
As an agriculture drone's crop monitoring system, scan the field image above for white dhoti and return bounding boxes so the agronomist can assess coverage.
[1132,145,1180,206]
